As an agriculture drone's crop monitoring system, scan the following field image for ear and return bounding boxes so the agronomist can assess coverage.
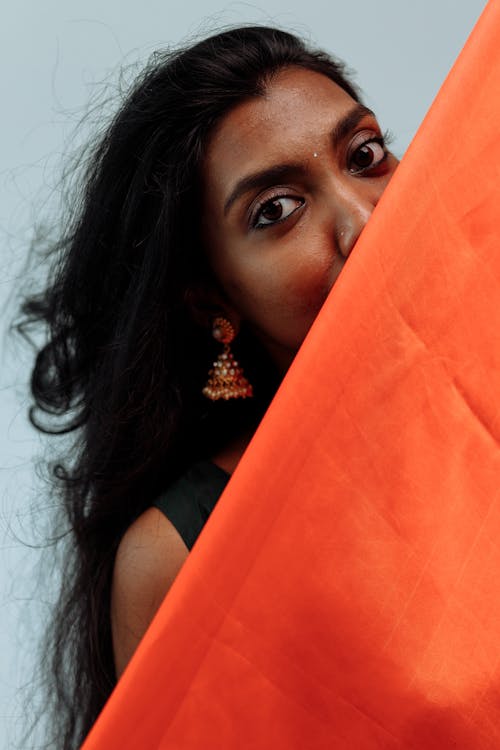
[184,280,241,334]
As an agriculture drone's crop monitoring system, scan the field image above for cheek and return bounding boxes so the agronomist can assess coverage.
[219,240,340,347]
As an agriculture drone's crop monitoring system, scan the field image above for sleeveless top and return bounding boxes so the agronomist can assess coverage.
[152,460,230,550]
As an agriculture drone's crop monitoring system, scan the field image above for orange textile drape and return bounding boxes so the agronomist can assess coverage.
[83,1,500,747]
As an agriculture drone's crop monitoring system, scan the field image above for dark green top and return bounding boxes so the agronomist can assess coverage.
[152,460,230,550]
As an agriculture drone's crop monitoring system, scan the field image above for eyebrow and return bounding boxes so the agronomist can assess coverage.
[223,103,376,217]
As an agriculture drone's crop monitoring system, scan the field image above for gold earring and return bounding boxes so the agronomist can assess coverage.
[202,317,253,401]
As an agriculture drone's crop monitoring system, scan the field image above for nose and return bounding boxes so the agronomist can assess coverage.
[334,183,379,259]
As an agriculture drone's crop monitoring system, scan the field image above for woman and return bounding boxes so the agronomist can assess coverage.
[20,25,398,749]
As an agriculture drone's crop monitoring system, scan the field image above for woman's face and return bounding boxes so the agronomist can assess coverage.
[201,66,398,373]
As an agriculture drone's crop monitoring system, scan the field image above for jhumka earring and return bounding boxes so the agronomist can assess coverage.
[202,317,253,401]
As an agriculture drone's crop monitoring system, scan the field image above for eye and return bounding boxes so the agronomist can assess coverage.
[348,136,388,175]
[251,195,304,230]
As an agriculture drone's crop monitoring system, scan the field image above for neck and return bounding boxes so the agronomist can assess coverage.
[211,425,256,475]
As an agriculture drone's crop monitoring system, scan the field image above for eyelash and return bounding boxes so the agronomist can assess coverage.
[250,194,305,231]
[348,129,395,175]
[250,129,394,230]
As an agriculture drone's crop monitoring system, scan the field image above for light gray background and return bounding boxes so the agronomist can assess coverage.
[0,1,489,747]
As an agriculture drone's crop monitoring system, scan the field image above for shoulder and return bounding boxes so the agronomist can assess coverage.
[113,506,190,587]
[111,507,189,678]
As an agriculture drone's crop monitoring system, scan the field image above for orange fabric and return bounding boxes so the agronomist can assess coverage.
[84,2,500,747]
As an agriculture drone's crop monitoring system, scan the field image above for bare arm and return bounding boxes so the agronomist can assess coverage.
[110,507,189,678]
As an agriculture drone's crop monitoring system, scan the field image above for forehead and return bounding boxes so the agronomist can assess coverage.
[202,67,358,202]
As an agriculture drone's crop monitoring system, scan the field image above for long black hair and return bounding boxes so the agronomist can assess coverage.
[17,25,359,749]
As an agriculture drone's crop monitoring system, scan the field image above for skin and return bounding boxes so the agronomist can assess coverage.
[111,65,399,677]
[200,66,399,375]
